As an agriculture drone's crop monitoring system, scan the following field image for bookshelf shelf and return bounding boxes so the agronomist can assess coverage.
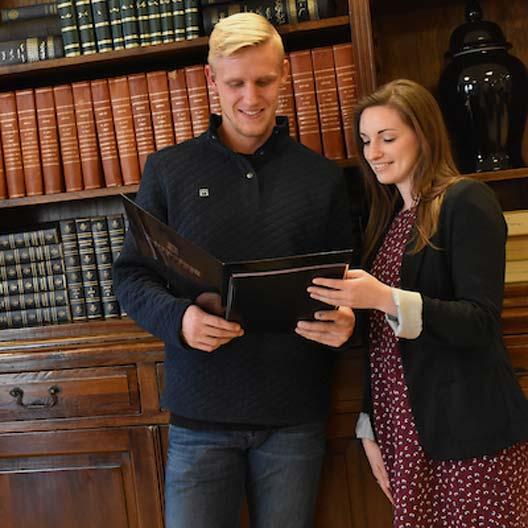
[0,184,139,209]
[0,17,351,90]
[467,166,528,183]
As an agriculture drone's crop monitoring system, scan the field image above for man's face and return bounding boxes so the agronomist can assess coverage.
[205,40,288,154]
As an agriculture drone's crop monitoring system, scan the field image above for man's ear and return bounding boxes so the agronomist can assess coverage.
[280,57,289,85]
[204,64,217,93]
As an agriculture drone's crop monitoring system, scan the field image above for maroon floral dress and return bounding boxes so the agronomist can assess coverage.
[368,207,528,528]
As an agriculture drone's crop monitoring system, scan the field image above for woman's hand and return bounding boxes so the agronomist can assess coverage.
[362,438,394,505]
[307,269,396,315]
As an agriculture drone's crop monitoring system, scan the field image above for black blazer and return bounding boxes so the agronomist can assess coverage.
[367,178,528,460]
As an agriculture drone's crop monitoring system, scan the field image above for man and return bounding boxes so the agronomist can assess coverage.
[113,12,356,528]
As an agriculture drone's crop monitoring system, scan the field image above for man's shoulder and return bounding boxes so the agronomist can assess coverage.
[149,136,205,165]
[285,140,342,177]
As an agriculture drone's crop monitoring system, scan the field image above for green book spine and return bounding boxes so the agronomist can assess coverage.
[106,213,127,316]
[57,0,81,57]
[0,306,71,329]
[0,259,64,282]
[159,0,174,43]
[90,0,113,52]
[171,0,185,41]
[0,225,59,250]
[91,217,120,318]
[135,0,152,46]
[0,289,69,311]
[74,0,97,54]
[59,219,88,321]
[108,0,124,49]
[183,0,200,40]
[147,0,162,45]
[0,244,63,267]
[121,1,140,49]
[0,2,58,23]
[0,274,67,296]
[75,217,103,319]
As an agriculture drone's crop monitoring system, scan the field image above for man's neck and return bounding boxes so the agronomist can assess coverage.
[218,126,273,155]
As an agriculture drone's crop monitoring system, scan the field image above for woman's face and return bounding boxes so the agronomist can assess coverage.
[359,105,420,196]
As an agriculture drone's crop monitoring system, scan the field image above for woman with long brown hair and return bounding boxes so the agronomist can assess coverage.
[302,79,528,527]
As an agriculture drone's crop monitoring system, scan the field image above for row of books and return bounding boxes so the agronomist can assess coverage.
[0,0,334,65]
[0,42,357,200]
[0,214,126,329]
[504,210,528,284]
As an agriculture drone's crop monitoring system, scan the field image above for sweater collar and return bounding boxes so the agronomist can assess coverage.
[205,114,291,159]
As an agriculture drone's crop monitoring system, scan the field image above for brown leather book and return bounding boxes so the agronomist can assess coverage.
[90,79,123,187]
[276,58,297,140]
[205,68,222,116]
[311,47,346,160]
[167,68,193,143]
[288,50,322,154]
[15,89,44,196]
[127,73,155,171]
[146,70,175,151]
[72,81,104,190]
[53,84,84,192]
[332,43,359,159]
[0,138,6,199]
[0,91,25,198]
[108,76,141,185]
[184,65,210,137]
[34,87,63,194]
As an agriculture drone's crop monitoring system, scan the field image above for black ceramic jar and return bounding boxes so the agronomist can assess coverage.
[438,1,528,173]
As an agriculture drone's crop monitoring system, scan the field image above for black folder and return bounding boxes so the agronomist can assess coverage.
[122,195,354,331]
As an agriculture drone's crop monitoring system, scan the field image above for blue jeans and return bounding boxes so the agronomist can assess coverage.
[164,422,326,528]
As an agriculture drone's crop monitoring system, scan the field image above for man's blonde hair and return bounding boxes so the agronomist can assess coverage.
[207,13,284,67]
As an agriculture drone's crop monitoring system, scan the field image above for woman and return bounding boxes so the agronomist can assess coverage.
[305,79,528,527]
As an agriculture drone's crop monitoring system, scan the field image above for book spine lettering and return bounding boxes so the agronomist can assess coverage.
[72,81,103,190]
[57,0,81,57]
[311,46,345,160]
[59,219,88,321]
[53,84,84,192]
[15,89,44,195]
[332,43,358,159]
[146,70,175,150]
[0,274,67,296]
[35,87,64,194]
[168,68,193,143]
[127,73,156,171]
[0,91,25,198]
[90,79,123,186]
[108,76,141,184]
[0,259,64,282]
[0,243,63,267]
[276,57,297,139]
[135,0,151,46]
[289,50,322,154]
[0,226,59,250]
[0,289,68,311]
[0,306,72,329]
[184,65,210,137]
[147,0,162,45]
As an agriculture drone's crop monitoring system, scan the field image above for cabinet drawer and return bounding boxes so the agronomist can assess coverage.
[0,366,140,422]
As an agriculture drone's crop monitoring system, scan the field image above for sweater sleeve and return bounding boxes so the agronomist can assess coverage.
[112,155,197,347]
[420,180,506,348]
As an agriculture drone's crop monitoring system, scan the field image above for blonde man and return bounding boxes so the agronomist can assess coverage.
[114,13,356,528]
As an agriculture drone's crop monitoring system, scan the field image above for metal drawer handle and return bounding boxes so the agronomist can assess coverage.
[9,385,61,409]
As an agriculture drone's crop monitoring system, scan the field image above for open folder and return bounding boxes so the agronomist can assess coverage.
[122,195,355,331]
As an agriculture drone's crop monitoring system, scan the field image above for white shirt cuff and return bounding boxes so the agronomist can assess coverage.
[355,412,375,440]
[385,288,423,339]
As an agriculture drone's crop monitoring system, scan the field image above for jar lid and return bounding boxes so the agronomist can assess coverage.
[447,1,511,57]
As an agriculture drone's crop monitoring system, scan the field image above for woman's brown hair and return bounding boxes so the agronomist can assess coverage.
[354,79,461,264]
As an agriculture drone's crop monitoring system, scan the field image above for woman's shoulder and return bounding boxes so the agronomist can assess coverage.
[443,177,499,211]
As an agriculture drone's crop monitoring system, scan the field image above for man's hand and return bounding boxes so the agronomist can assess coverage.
[294,306,355,347]
[181,293,244,352]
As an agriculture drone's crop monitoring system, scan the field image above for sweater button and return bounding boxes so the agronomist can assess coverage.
[246,172,254,179]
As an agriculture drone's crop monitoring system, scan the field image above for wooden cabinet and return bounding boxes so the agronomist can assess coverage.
[0,0,527,526]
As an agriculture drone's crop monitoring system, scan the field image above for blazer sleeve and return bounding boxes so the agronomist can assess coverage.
[419,180,507,348]
[112,154,200,347]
